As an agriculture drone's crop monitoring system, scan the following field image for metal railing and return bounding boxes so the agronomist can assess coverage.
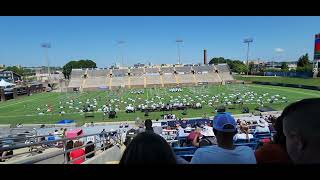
[0,130,123,164]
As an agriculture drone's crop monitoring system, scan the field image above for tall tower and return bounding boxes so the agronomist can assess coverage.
[204,49,207,65]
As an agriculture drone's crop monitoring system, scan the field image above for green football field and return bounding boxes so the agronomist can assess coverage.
[1,83,320,125]
[234,75,320,86]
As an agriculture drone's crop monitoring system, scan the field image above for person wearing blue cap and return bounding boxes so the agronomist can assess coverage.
[191,112,256,164]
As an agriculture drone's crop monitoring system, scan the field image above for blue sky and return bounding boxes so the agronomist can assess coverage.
[0,16,319,67]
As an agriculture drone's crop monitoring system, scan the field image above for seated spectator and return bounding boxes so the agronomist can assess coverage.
[85,141,95,159]
[120,132,177,164]
[282,98,320,164]
[255,115,292,164]
[254,119,270,133]
[191,113,256,164]
[144,119,154,133]
[152,120,163,135]
[0,145,13,162]
[234,121,254,142]
[124,128,139,146]
[69,141,85,164]
[65,140,74,162]
[184,125,200,146]
[193,125,217,147]
[176,123,185,137]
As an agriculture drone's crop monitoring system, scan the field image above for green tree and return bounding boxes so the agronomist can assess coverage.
[297,53,310,67]
[62,59,97,79]
[248,62,254,75]
[281,62,289,71]
[5,66,25,77]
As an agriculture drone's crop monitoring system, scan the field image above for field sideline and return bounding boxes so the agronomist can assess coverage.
[1,83,320,125]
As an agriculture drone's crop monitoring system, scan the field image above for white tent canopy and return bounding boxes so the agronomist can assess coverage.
[0,79,15,87]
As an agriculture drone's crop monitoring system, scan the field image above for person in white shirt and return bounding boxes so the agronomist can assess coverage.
[191,113,256,164]
[234,121,254,142]
[254,119,270,133]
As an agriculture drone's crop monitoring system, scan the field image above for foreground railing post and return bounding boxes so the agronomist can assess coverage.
[63,139,68,164]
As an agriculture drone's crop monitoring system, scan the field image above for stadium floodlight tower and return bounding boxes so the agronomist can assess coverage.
[243,38,253,75]
[117,41,125,67]
[176,39,183,65]
[41,42,51,80]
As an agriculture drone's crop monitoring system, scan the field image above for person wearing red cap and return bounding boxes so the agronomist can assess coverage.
[191,113,256,164]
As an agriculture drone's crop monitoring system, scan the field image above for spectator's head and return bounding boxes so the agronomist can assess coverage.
[74,141,83,148]
[273,115,286,149]
[213,113,237,147]
[145,119,152,129]
[239,122,249,134]
[85,141,95,152]
[66,140,74,150]
[54,130,58,132]
[120,132,176,165]
[282,98,320,164]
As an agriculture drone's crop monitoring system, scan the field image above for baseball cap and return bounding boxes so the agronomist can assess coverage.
[213,113,237,132]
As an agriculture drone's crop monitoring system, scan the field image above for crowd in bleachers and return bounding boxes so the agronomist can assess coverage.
[119,98,320,164]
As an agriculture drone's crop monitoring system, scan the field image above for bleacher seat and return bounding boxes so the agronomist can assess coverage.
[161,67,174,74]
[234,142,258,150]
[254,132,272,139]
[175,66,192,74]
[112,69,128,77]
[172,146,198,156]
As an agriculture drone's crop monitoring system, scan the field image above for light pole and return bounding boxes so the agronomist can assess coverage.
[176,39,183,65]
[243,38,253,75]
[117,41,125,67]
[41,42,51,80]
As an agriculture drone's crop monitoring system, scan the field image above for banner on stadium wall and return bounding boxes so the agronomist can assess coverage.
[315,34,320,60]
[265,72,313,78]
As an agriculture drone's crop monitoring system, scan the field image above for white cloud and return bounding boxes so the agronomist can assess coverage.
[275,48,284,53]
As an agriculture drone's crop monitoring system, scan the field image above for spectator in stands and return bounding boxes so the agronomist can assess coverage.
[53,129,60,140]
[85,141,95,159]
[234,121,254,142]
[144,119,154,133]
[183,124,199,146]
[70,141,85,164]
[120,132,176,164]
[191,113,256,164]
[282,98,320,164]
[153,119,163,135]
[193,125,217,147]
[255,115,292,164]
[65,140,74,162]
[254,119,270,133]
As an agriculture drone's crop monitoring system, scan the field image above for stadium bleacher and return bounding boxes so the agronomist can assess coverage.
[176,74,196,85]
[175,66,192,74]
[146,75,162,87]
[162,74,177,85]
[87,69,110,77]
[67,65,234,91]
[129,76,145,87]
[145,67,159,75]
[192,65,214,73]
[161,67,174,74]
[112,69,128,77]
[129,68,145,76]
[111,76,127,87]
